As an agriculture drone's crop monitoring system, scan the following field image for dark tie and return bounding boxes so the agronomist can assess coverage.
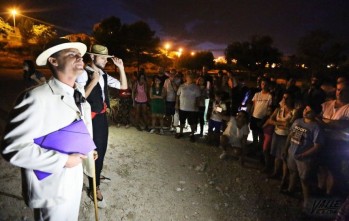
[73,89,86,112]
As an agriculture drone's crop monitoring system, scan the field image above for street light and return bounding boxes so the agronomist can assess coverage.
[177,48,183,57]
[10,8,17,28]
[164,43,171,56]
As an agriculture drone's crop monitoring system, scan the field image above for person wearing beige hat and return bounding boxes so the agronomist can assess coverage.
[76,44,127,208]
[2,38,94,220]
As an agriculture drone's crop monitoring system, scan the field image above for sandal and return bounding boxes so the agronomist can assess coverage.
[88,188,107,208]
[100,175,111,183]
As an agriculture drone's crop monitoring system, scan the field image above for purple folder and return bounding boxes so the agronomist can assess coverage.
[33,120,96,180]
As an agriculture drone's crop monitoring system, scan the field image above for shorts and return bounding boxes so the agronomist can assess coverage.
[287,152,316,181]
[270,133,288,159]
[165,101,176,116]
[179,110,198,126]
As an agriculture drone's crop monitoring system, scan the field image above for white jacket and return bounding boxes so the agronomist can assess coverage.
[1,78,94,208]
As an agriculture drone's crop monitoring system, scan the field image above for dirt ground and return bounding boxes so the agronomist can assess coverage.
[0,68,335,221]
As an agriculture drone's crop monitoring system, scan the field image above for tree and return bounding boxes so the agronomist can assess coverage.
[0,18,14,49]
[32,24,57,49]
[250,35,282,68]
[122,21,160,71]
[92,16,124,57]
[0,17,14,37]
[92,18,160,70]
[225,41,251,69]
[297,30,347,74]
[17,17,35,45]
[178,51,214,70]
[225,35,282,71]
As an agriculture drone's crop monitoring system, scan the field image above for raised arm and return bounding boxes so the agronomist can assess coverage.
[111,57,127,89]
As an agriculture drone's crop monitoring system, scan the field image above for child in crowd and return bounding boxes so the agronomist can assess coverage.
[207,91,227,146]
[149,76,166,134]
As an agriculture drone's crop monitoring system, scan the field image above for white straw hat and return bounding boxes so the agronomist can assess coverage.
[36,38,87,66]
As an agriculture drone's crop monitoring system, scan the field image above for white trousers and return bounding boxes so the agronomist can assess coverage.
[33,171,83,221]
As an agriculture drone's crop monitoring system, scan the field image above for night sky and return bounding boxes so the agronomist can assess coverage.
[2,0,349,57]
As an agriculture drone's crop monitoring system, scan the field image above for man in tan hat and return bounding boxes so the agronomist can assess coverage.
[76,44,127,208]
[2,38,94,220]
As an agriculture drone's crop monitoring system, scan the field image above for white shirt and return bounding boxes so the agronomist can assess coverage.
[322,100,349,141]
[54,78,85,117]
[223,117,250,147]
[76,66,121,101]
[163,78,176,102]
[177,83,201,111]
[252,91,272,119]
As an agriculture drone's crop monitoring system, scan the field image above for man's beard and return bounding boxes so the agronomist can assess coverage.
[93,61,105,70]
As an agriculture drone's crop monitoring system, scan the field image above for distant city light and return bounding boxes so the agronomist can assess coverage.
[214,56,227,64]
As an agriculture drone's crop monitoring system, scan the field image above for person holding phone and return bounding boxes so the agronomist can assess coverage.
[207,91,227,146]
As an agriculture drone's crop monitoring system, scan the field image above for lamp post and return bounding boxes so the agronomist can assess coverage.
[177,48,183,58]
[164,43,171,56]
[11,9,17,28]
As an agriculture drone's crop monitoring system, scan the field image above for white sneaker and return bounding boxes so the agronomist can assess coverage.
[159,129,164,135]
[150,128,156,134]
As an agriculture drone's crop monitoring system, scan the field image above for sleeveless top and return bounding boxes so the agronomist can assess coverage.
[135,83,147,103]
[274,107,294,136]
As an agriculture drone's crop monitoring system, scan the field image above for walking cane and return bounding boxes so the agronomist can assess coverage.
[91,154,99,221]
[92,174,99,221]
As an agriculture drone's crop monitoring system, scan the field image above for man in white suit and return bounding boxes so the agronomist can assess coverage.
[1,39,94,221]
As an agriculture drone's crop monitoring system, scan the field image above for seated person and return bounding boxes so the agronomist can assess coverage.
[219,110,250,164]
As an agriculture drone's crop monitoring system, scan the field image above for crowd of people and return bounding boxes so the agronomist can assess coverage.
[112,65,349,216]
[2,38,349,220]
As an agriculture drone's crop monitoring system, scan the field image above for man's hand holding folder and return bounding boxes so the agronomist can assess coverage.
[33,119,96,180]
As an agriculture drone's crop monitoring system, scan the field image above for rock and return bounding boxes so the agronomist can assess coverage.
[239,195,246,201]
[214,203,220,210]
[215,186,223,194]
[176,187,182,192]
[194,162,207,172]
